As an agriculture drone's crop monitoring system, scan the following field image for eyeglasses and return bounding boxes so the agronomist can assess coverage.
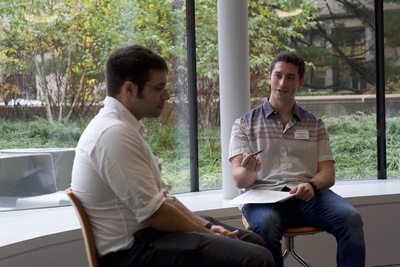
[145,83,169,93]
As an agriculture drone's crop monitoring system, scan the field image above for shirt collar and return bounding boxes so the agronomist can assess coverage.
[292,101,302,120]
[263,98,302,121]
[262,99,275,118]
[103,96,147,136]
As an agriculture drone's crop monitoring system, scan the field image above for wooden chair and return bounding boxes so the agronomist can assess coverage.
[65,188,99,267]
[242,215,324,267]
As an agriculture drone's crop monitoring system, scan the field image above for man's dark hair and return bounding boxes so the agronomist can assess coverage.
[270,51,305,80]
[105,44,168,97]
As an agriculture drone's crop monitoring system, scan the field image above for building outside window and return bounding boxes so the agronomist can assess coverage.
[292,0,400,180]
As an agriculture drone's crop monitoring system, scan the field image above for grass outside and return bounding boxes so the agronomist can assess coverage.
[1,113,399,193]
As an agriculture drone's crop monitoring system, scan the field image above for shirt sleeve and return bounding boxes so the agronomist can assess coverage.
[317,119,335,163]
[229,118,252,161]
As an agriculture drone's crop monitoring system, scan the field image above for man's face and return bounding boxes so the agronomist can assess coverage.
[133,69,170,120]
[269,61,304,105]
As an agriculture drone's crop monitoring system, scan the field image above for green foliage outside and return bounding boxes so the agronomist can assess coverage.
[145,123,223,192]
[1,113,399,193]
[0,117,84,149]
[0,0,321,128]
[324,113,400,179]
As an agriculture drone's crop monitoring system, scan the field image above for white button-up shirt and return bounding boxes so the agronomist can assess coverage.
[71,96,174,256]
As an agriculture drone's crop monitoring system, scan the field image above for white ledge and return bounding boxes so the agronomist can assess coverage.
[176,179,400,212]
[1,179,400,260]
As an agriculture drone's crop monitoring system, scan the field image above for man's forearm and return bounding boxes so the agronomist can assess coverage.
[144,202,211,233]
[231,155,258,188]
[311,160,336,190]
[172,199,210,227]
[232,167,257,188]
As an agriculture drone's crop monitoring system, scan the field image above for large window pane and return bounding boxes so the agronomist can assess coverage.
[0,0,189,210]
[195,0,222,191]
[1,0,398,212]
[384,0,400,178]
[284,0,396,180]
[196,1,329,190]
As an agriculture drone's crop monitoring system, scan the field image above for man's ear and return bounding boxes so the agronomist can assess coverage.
[122,81,138,98]
[298,77,305,89]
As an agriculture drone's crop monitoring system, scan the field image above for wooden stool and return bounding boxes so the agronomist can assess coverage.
[242,215,324,267]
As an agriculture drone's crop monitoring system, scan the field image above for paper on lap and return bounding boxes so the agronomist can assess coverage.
[229,189,294,205]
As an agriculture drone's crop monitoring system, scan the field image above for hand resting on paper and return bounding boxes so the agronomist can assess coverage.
[290,183,315,202]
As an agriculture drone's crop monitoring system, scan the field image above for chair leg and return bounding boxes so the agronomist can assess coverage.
[283,236,313,267]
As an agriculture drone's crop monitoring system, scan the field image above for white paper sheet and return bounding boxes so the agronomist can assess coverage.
[229,189,294,205]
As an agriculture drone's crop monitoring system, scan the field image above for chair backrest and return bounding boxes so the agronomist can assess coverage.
[65,188,99,267]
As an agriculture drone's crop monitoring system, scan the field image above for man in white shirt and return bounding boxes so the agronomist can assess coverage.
[71,44,274,267]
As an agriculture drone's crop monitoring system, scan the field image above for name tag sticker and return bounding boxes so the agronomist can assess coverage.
[294,130,309,140]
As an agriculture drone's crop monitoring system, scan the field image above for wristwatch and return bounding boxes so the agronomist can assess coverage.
[307,180,318,193]
[205,222,214,230]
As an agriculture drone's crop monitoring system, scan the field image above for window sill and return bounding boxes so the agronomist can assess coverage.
[1,179,400,260]
[177,178,400,212]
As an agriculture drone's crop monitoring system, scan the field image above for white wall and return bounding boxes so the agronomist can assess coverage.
[0,229,89,267]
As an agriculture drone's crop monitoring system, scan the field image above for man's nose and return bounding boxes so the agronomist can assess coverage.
[162,89,170,100]
[279,77,287,86]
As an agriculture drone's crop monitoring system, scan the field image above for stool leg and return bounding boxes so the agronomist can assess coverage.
[283,236,313,267]
[282,236,290,260]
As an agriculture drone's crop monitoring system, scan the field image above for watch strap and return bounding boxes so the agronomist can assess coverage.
[205,222,214,230]
[307,180,318,193]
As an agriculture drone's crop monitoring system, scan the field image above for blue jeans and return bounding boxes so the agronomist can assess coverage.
[242,189,365,267]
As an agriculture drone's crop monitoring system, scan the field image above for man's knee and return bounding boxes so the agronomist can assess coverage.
[247,246,275,267]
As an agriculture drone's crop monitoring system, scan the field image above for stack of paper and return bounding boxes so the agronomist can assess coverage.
[229,189,294,205]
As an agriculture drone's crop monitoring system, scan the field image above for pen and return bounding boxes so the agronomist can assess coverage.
[253,149,264,156]
[241,149,264,163]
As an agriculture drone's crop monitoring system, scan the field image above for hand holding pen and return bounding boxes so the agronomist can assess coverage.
[241,149,264,162]
[241,149,263,173]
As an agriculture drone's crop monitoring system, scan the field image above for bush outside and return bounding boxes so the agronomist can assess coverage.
[1,113,399,193]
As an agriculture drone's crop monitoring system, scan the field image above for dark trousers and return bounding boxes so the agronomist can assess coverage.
[99,216,274,267]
